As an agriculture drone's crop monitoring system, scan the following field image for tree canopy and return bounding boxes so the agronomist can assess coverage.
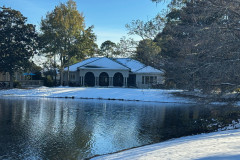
[40,0,97,85]
[0,7,38,88]
[99,40,117,57]
[135,39,161,67]
[154,0,240,92]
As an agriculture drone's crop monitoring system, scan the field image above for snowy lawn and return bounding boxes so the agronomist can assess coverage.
[0,87,192,103]
[92,129,240,160]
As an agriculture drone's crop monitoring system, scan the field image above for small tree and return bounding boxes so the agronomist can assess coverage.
[0,7,38,88]
[135,39,161,67]
[99,40,117,57]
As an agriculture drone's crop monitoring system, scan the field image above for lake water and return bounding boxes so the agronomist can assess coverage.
[0,98,240,159]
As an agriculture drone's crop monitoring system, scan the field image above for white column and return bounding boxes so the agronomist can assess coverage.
[109,77,113,87]
[123,77,126,87]
[126,77,128,87]
[95,77,98,86]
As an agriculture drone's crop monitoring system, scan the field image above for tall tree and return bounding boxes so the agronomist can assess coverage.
[126,15,165,66]
[0,7,38,88]
[40,0,96,86]
[158,0,240,92]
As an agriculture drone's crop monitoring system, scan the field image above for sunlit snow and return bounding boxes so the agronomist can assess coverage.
[0,87,190,103]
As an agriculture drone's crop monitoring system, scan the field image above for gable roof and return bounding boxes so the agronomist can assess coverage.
[79,57,129,70]
[115,58,164,74]
[115,58,145,72]
[65,57,129,71]
[135,66,164,74]
[64,57,100,71]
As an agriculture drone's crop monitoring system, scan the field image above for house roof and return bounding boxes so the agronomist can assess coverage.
[115,58,145,72]
[115,58,164,74]
[64,57,100,71]
[65,57,164,74]
[135,66,164,74]
[79,57,129,70]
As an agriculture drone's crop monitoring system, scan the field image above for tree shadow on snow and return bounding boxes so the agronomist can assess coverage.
[196,154,240,160]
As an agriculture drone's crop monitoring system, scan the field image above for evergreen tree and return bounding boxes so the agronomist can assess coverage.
[0,7,38,88]
[135,39,161,67]
[99,40,117,57]
[158,0,240,92]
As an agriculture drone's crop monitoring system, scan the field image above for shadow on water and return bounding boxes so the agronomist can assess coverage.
[0,97,240,159]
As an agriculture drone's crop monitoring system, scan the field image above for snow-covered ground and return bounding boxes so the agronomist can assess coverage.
[92,129,240,160]
[0,87,192,103]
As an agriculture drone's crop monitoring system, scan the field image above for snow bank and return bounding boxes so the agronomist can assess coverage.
[92,129,240,160]
[0,87,192,103]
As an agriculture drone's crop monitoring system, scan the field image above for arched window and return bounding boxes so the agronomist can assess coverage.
[113,72,123,87]
[99,72,109,86]
[84,72,95,87]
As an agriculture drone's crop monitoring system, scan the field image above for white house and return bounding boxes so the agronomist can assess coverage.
[63,57,164,88]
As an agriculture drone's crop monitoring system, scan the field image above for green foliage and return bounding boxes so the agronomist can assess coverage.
[44,75,54,87]
[125,14,165,67]
[0,7,38,88]
[13,81,21,88]
[157,0,240,92]
[99,40,117,57]
[40,0,97,85]
[135,39,161,66]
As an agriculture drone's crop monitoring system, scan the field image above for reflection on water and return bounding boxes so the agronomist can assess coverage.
[0,98,240,159]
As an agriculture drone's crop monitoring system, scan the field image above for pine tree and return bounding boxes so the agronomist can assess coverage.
[159,0,240,92]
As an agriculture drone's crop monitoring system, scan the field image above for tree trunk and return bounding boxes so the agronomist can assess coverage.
[54,54,57,86]
[60,68,64,86]
[60,53,64,86]
[66,66,70,86]
[9,73,14,89]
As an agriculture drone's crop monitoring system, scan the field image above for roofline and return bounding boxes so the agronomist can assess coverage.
[78,68,130,71]
[77,57,102,69]
[111,58,131,70]
[78,57,130,70]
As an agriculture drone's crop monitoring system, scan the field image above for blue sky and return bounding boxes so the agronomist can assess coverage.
[1,0,166,46]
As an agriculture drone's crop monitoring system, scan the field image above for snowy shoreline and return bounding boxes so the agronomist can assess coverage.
[91,128,240,160]
[0,87,194,104]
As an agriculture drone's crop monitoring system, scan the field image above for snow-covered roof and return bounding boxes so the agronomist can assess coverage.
[115,58,145,72]
[64,57,100,71]
[65,57,164,74]
[136,66,164,74]
[115,58,164,74]
[65,57,129,71]
[79,57,129,70]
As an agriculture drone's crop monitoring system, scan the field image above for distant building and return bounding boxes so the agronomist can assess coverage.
[0,72,25,82]
[0,72,43,88]
[63,57,164,88]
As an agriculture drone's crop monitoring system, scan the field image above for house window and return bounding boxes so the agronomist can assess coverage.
[142,76,158,84]
[142,76,144,84]
[146,76,150,84]
[154,76,157,83]
[70,74,75,80]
